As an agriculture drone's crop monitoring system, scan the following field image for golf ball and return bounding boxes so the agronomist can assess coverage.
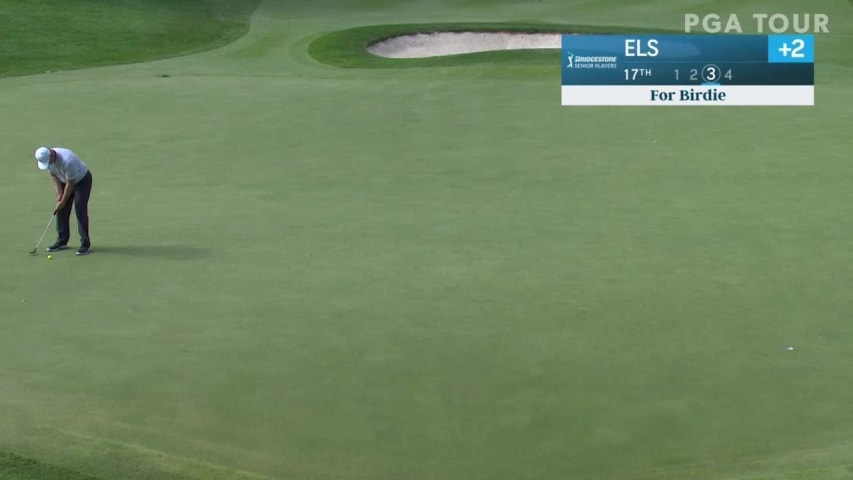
[47,255,52,260]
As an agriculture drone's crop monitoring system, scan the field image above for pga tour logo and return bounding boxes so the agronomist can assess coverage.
[684,13,830,33]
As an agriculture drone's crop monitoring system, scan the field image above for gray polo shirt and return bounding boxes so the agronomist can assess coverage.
[47,148,88,183]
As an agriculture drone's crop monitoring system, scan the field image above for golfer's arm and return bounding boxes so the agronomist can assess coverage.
[50,175,63,196]
[60,179,75,203]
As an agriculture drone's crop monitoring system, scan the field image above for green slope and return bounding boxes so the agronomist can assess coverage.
[0,0,261,77]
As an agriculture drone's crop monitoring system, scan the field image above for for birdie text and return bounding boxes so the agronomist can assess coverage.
[651,89,727,102]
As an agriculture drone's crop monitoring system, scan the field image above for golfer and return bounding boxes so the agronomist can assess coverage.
[34,146,93,255]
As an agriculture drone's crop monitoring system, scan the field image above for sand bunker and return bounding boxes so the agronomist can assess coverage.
[367,32,562,59]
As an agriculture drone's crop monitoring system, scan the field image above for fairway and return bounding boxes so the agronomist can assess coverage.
[2,1,853,479]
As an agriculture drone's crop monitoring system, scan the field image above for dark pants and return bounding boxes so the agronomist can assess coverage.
[57,170,93,247]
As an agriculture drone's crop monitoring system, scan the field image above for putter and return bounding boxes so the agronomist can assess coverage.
[29,214,55,255]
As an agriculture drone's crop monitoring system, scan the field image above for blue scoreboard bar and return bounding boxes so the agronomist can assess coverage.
[561,34,815,106]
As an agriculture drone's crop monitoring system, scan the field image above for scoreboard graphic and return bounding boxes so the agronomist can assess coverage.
[561,34,814,106]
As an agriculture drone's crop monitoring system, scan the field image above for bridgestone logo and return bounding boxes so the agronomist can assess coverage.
[575,56,617,62]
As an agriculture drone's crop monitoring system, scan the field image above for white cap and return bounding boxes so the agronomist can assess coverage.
[35,147,52,170]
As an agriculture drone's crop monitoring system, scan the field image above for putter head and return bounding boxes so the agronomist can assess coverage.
[29,249,38,256]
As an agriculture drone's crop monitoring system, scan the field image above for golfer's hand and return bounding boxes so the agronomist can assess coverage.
[56,193,63,202]
[53,202,62,215]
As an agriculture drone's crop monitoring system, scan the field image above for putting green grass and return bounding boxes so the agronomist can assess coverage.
[2,0,853,479]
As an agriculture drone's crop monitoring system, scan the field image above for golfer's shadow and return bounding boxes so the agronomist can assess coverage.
[93,245,209,260]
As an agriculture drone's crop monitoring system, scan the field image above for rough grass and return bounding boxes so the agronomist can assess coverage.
[0,0,261,77]
[0,452,102,480]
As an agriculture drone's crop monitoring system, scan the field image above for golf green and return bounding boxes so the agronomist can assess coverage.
[1,1,852,479]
